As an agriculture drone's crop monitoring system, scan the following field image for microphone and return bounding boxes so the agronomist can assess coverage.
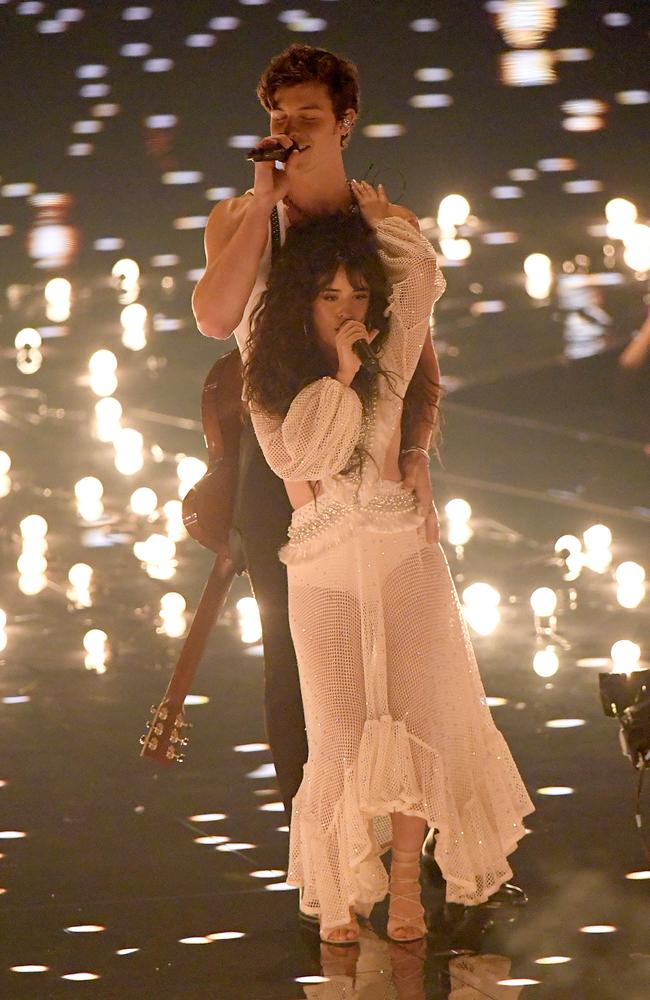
[246,140,301,163]
[352,338,380,375]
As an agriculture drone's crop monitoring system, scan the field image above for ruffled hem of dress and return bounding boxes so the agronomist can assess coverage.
[279,508,424,565]
[287,715,534,927]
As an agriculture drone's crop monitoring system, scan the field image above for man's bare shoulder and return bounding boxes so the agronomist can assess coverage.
[207,191,254,226]
[386,202,420,231]
[203,192,256,256]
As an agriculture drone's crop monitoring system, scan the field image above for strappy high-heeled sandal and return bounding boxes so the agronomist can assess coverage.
[387,848,427,943]
[319,909,360,946]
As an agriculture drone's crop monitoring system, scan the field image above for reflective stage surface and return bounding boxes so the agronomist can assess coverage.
[1,309,649,998]
[1,1,650,997]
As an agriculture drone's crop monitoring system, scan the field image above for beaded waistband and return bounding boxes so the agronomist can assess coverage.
[278,482,423,565]
[288,487,416,545]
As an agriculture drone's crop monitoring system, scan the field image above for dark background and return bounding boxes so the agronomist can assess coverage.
[1,0,649,272]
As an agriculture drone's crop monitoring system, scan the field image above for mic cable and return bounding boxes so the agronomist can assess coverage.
[352,338,380,375]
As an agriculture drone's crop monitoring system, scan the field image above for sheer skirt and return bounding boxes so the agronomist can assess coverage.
[285,515,534,928]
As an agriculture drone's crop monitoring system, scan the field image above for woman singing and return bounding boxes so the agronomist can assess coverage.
[243,181,534,945]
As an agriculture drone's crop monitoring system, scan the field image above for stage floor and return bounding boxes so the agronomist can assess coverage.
[1,310,649,999]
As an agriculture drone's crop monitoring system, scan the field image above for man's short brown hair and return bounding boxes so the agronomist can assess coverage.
[257,44,360,142]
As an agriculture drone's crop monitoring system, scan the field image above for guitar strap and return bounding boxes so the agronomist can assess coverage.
[270,204,282,261]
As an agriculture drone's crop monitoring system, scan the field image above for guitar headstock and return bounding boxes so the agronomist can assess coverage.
[139,699,191,765]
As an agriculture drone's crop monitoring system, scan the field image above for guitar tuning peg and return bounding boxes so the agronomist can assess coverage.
[180,738,190,748]
[139,735,147,745]
[174,754,185,764]
[150,704,158,714]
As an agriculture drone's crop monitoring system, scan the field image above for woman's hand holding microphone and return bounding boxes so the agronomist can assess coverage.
[334,320,380,386]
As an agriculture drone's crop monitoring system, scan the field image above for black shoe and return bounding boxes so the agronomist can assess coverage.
[442,881,527,922]
[299,905,320,925]
[298,886,320,924]
[421,831,527,906]
[430,904,496,956]
[481,882,528,907]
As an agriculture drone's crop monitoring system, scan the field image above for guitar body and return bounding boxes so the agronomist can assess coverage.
[182,348,245,555]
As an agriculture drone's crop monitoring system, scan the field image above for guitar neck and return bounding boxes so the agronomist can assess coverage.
[164,554,236,705]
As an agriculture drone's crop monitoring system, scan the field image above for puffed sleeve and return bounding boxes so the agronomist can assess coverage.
[375,216,446,385]
[248,376,363,481]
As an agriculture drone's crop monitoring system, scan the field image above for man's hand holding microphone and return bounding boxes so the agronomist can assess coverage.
[249,134,300,209]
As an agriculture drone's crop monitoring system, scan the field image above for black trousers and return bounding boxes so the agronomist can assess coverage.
[232,415,308,822]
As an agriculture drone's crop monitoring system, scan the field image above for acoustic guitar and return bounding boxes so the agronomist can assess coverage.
[140,205,281,765]
[139,348,245,765]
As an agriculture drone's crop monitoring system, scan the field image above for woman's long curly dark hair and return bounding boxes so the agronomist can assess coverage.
[243,211,440,493]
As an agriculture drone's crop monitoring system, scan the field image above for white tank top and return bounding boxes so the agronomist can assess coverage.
[231,196,288,369]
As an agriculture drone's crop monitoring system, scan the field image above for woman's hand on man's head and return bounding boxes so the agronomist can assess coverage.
[350,180,390,227]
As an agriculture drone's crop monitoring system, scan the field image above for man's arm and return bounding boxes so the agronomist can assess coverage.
[191,193,274,340]
[399,330,441,545]
[384,203,441,451]
[619,304,650,369]
[401,331,441,452]
[385,201,420,230]
[384,202,442,543]
[192,135,297,340]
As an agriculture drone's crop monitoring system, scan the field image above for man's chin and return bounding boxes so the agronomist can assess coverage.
[292,146,315,168]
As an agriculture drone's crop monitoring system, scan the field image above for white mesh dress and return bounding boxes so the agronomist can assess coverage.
[248,216,535,930]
